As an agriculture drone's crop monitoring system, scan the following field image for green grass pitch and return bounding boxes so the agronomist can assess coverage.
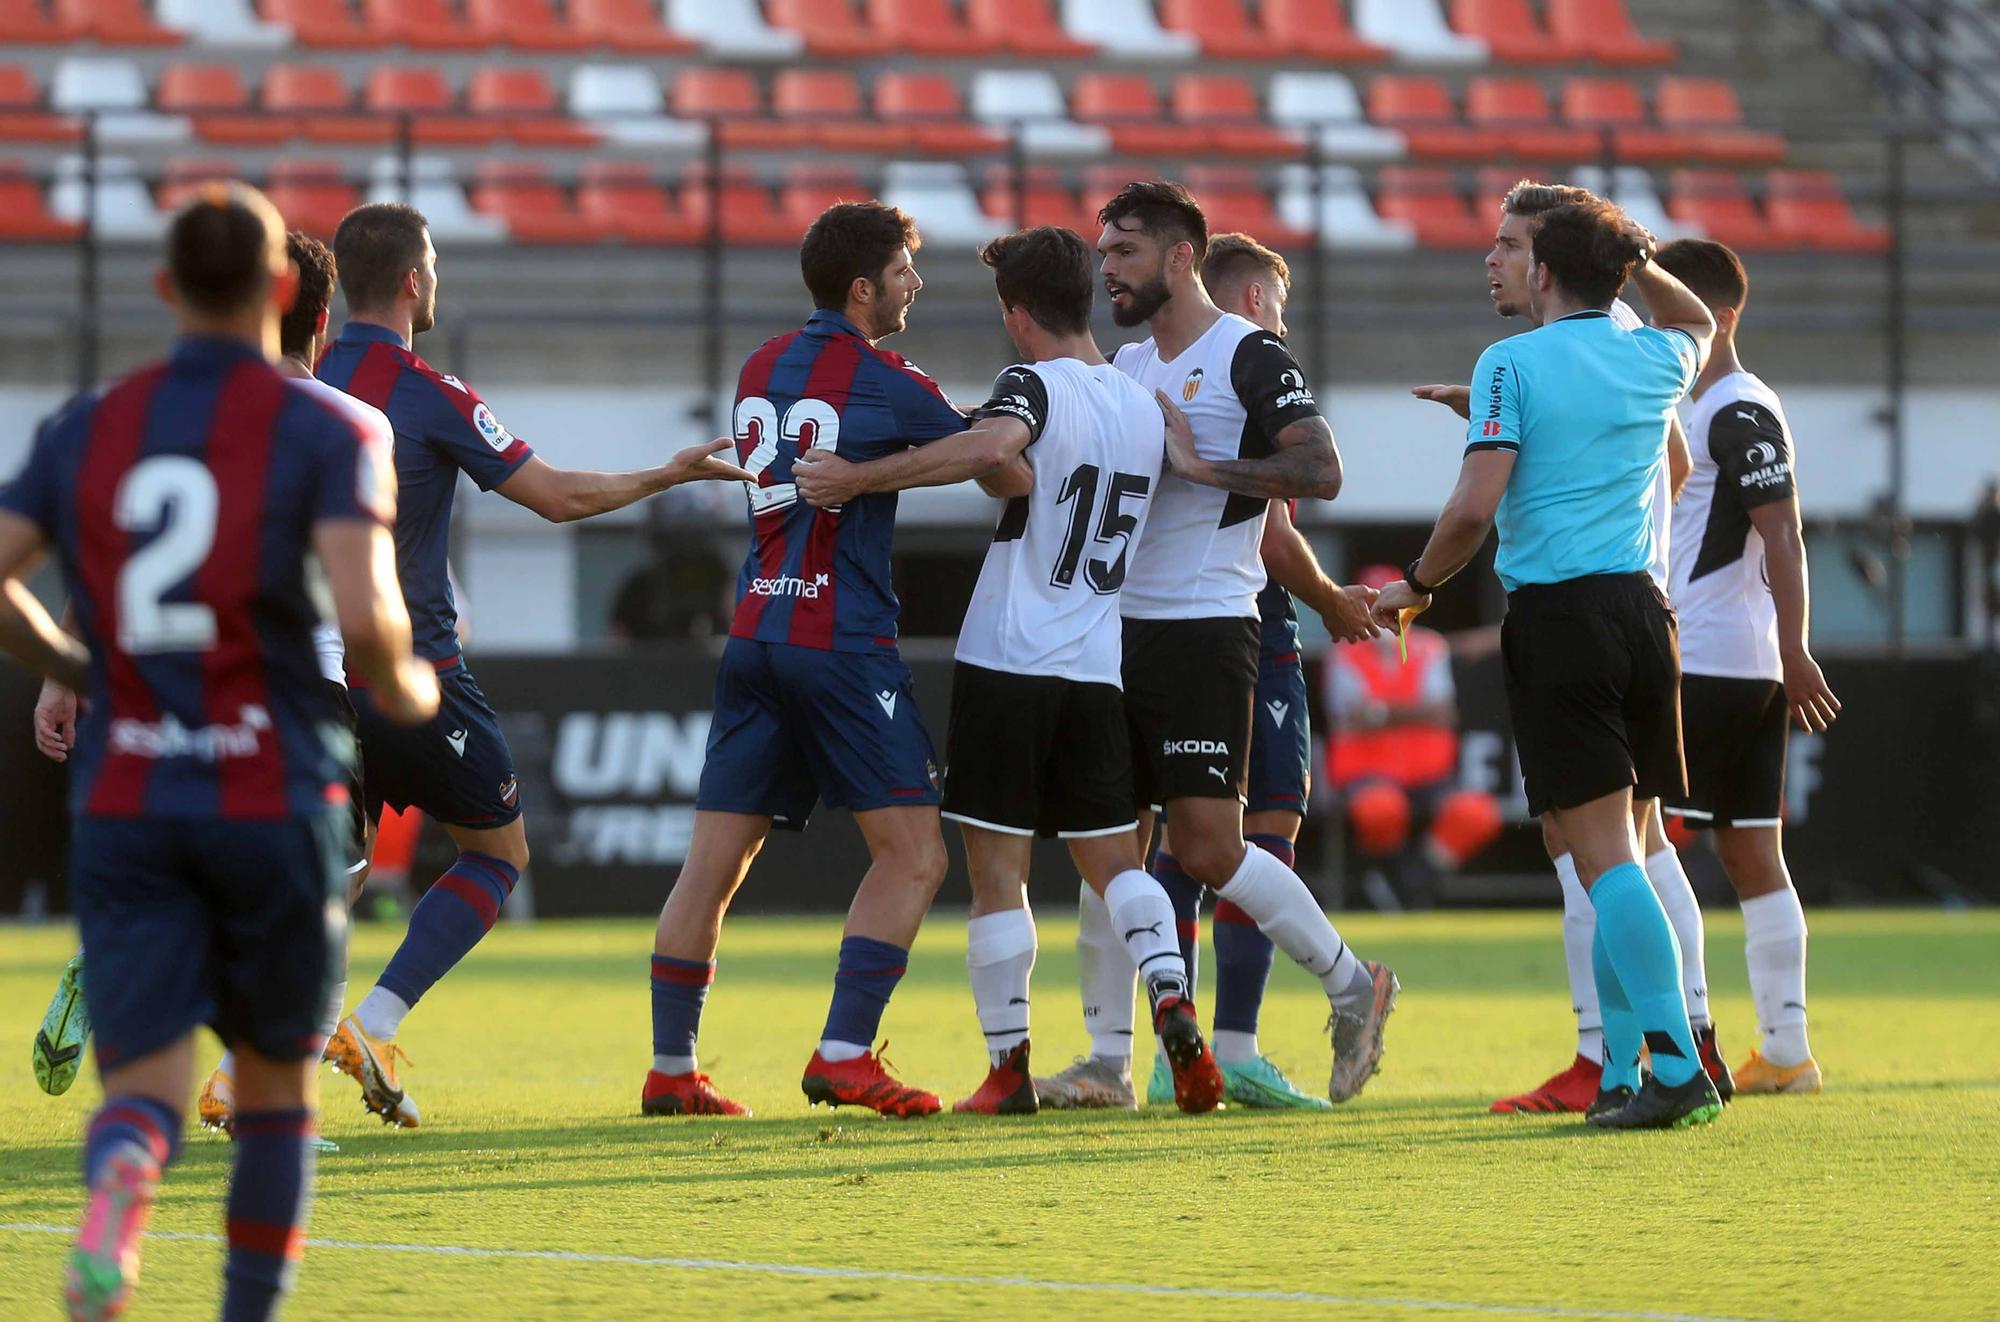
[3,909,1996,1319]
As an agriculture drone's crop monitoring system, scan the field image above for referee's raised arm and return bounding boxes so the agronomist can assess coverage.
[1624,234,1717,367]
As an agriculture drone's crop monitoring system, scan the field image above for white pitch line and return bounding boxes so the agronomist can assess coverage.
[0,1223,1761,1322]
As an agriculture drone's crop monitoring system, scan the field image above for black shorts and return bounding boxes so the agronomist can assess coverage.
[352,666,522,830]
[1663,673,1787,828]
[324,678,370,872]
[1501,572,1685,817]
[1122,616,1260,812]
[941,662,1135,839]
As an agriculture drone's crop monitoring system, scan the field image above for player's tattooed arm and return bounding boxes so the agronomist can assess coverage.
[0,514,87,692]
[1156,394,1342,501]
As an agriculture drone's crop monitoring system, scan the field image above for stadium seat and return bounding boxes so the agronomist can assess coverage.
[671,69,795,149]
[680,163,797,244]
[468,68,598,147]
[1173,76,1304,158]
[266,64,394,144]
[970,70,1109,157]
[1667,170,1780,250]
[570,0,697,52]
[1183,166,1312,247]
[158,64,294,146]
[471,161,607,243]
[0,66,81,144]
[1072,74,1182,155]
[1569,164,1700,241]
[158,0,288,46]
[1655,78,1786,166]
[1275,163,1416,251]
[53,0,182,45]
[979,164,1094,233]
[1368,77,1497,161]
[773,70,895,152]
[874,73,1004,156]
[465,0,592,50]
[1377,166,1491,248]
[965,0,1095,56]
[51,58,188,144]
[1157,0,1280,59]
[1561,78,1689,164]
[866,0,985,55]
[1354,0,1487,65]
[1546,0,1675,66]
[363,67,500,147]
[50,153,166,240]
[260,0,384,47]
[578,161,701,244]
[265,157,359,236]
[568,66,704,148]
[667,0,802,57]
[1449,0,1577,64]
[1260,0,1389,62]
[358,0,486,49]
[780,163,868,233]
[765,0,889,57]
[1465,78,1599,161]
[883,160,1001,245]
[366,154,506,241]
[0,161,81,239]
[157,155,241,212]
[1765,169,1890,253]
[1267,73,1404,161]
[0,0,80,44]
[1059,0,1196,59]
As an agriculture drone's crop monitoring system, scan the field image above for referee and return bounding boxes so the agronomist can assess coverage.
[1374,199,1723,1130]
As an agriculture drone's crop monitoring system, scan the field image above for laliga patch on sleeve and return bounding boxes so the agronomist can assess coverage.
[473,403,513,452]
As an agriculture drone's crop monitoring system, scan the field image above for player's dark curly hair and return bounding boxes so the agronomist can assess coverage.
[1529,201,1647,309]
[166,181,284,315]
[979,226,1093,335]
[1654,237,1748,313]
[280,231,336,359]
[800,201,921,312]
[1097,179,1207,255]
[333,202,429,314]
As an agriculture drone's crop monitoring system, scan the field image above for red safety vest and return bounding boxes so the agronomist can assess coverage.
[1327,630,1458,789]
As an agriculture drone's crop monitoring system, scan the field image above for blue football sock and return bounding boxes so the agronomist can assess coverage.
[83,1094,180,1186]
[376,851,518,1008]
[1591,924,1644,1093]
[1212,833,1287,1036]
[820,936,909,1050]
[1591,861,1699,1087]
[1151,852,1203,1006]
[222,1108,316,1322]
[651,955,713,1064]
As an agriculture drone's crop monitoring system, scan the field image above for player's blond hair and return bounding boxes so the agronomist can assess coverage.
[1202,232,1291,296]
[1501,180,1600,217]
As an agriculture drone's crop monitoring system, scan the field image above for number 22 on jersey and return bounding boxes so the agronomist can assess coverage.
[735,395,840,515]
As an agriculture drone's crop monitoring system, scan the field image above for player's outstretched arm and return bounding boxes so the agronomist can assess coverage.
[0,513,87,692]
[1155,392,1342,502]
[1260,502,1380,642]
[1371,450,1516,628]
[316,520,439,726]
[1410,384,1472,420]
[497,442,756,524]
[793,415,1033,508]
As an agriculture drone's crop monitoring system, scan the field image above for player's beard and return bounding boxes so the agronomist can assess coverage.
[1109,273,1170,327]
[412,292,437,335]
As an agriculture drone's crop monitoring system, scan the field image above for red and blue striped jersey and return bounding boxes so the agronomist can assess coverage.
[729,310,967,651]
[315,322,532,668]
[0,336,393,818]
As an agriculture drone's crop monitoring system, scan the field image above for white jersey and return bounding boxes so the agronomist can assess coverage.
[956,359,1165,687]
[1610,299,1674,591]
[1112,313,1324,620]
[1671,372,1796,681]
[287,375,395,685]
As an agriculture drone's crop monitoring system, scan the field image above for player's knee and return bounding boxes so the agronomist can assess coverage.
[1540,813,1567,860]
[1173,834,1246,890]
[1348,782,1411,857]
[1428,790,1502,866]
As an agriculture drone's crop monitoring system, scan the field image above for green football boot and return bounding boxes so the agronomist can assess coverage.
[34,951,90,1097]
[1145,1054,1174,1107]
[1220,1054,1334,1110]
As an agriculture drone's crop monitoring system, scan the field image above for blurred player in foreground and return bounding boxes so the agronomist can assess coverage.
[0,184,438,1321]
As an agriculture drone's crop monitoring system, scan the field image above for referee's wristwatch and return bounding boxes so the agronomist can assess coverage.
[1403,560,1437,598]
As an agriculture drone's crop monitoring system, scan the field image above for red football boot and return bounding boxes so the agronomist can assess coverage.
[801,1043,942,1118]
[952,1041,1039,1115]
[1490,1053,1603,1114]
[1696,1025,1736,1103]
[641,1070,752,1117]
[1153,996,1224,1114]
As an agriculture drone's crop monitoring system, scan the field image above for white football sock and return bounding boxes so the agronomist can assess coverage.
[1214,844,1370,1012]
[1741,888,1811,1066]
[653,1053,697,1076]
[816,1040,869,1062]
[1646,846,1710,1029]
[1554,853,1603,1063]
[317,978,347,1060]
[1076,882,1137,1061]
[1104,870,1187,1013]
[353,986,410,1043]
[1212,1029,1259,1065]
[967,908,1037,1065]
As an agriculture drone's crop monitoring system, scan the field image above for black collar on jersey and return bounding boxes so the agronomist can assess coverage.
[1552,309,1613,323]
[335,321,408,347]
[805,308,866,339]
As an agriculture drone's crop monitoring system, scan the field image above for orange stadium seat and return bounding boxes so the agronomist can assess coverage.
[780,163,866,233]
[1655,77,1786,165]
[260,0,384,47]
[0,161,81,239]
[1072,74,1182,156]
[670,68,795,149]
[1158,0,1278,59]
[471,161,607,243]
[467,0,591,50]
[1377,166,1490,248]
[1368,76,1497,160]
[772,70,890,152]
[266,64,394,144]
[158,156,241,212]
[874,73,1002,155]
[1174,76,1302,158]
[364,67,500,146]
[264,158,359,237]
[0,65,81,143]
[1449,0,1578,64]
[1464,78,1598,161]
[0,0,81,43]
[570,0,697,52]
[1262,0,1390,63]
[157,64,295,146]
[1546,0,1674,67]
[1667,169,1781,249]
[980,164,1094,233]
[1084,163,1160,211]
[1561,77,1690,163]
[965,0,1094,56]
[578,161,700,244]
[1765,169,1889,253]
[764,0,890,57]
[681,163,797,245]
[53,0,182,45]
[1182,165,1312,247]
[467,67,598,147]
[866,0,985,55]
[359,0,485,50]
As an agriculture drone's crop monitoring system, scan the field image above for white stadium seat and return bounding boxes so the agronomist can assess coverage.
[1353,0,1489,65]
[1268,73,1408,162]
[157,0,290,46]
[568,67,705,148]
[1573,164,1705,240]
[882,161,1002,247]
[368,156,507,242]
[968,70,1110,157]
[667,0,804,59]
[1277,164,1418,252]
[1058,0,1197,59]
[50,155,166,241]
[50,58,189,145]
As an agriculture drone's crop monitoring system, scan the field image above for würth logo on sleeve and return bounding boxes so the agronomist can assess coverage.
[1486,364,1508,419]
[1481,420,1503,438]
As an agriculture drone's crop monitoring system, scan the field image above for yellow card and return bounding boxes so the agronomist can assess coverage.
[1396,608,1417,664]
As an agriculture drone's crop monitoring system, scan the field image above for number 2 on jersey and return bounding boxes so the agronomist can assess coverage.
[735,395,840,515]
[114,455,220,654]
[1052,463,1150,594]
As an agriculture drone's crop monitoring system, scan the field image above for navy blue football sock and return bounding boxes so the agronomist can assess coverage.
[819,936,909,1051]
[222,1108,316,1322]
[651,955,713,1067]
[376,851,517,1008]
[83,1094,180,1186]
[1151,852,1203,1006]
[1212,835,1287,1036]
[1592,861,1700,1087]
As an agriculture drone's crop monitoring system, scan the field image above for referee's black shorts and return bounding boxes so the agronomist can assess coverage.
[1501,571,1686,817]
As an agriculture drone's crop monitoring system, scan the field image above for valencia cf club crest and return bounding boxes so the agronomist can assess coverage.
[498,775,519,808]
[1181,367,1204,402]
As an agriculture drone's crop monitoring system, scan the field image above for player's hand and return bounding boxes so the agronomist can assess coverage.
[376,661,441,727]
[792,449,865,508]
[669,437,757,486]
[1410,384,1472,420]
[33,678,77,762]
[1619,215,1659,263]
[1153,390,1204,481]
[1782,648,1841,732]
[1325,583,1382,643]
[1370,578,1432,629]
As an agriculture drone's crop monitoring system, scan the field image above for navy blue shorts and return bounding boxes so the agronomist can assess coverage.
[351,667,522,830]
[1247,649,1313,816]
[70,810,347,1069]
[696,637,940,830]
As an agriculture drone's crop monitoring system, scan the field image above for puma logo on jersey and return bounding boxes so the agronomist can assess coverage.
[875,690,898,720]
[1265,700,1291,727]
[446,728,468,756]
[1207,765,1229,782]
